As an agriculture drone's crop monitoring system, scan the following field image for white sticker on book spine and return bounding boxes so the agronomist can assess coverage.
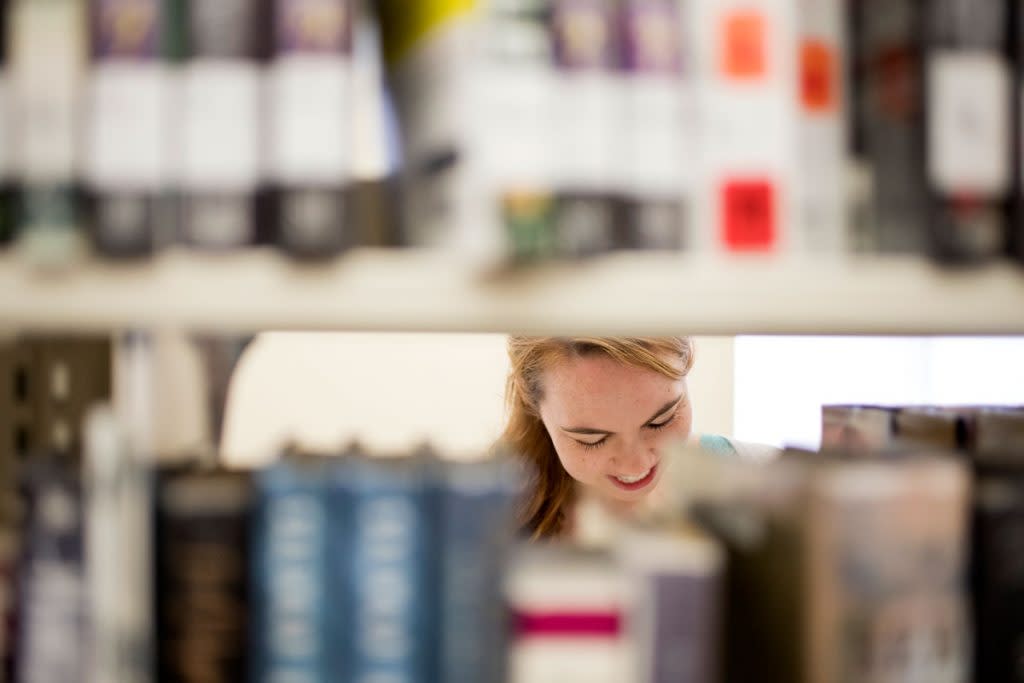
[268,55,351,185]
[927,51,1011,196]
[179,61,261,190]
[86,63,169,190]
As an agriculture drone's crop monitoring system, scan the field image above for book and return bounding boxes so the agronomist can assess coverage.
[332,453,432,683]
[435,458,521,683]
[550,0,617,259]
[155,468,252,682]
[617,523,722,683]
[15,457,87,683]
[505,545,633,683]
[613,0,691,251]
[267,0,355,258]
[691,0,798,254]
[0,0,14,248]
[250,456,333,681]
[9,0,88,266]
[85,0,173,257]
[820,404,897,451]
[176,0,271,250]
[84,406,153,683]
[924,0,1013,263]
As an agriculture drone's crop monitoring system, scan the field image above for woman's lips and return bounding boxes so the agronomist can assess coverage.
[607,463,658,492]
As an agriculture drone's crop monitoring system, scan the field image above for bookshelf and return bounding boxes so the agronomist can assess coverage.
[0,249,1022,335]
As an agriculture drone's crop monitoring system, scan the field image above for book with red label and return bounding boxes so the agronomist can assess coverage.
[505,546,633,683]
[691,0,797,254]
[925,0,1013,263]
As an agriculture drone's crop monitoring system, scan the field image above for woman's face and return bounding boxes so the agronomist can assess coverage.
[537,353,692,506]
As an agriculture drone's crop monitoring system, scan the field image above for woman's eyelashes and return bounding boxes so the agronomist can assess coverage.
[573,410,679,450]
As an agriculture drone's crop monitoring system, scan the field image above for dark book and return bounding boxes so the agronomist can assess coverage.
[15,457,87,683]
[86,0,173,258]
[332,454,432,682]
[924,0,1013,263]
[250,457,332,681]
[155,468,252,683]
[435,459,521,683]
[176,0,272,250]
[267,0,355,258]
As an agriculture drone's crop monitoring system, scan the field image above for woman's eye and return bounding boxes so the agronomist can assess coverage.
[577,438,607,450]
[647,412,677,430]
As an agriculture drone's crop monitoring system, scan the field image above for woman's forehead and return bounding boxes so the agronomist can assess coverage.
[540,354,684,419]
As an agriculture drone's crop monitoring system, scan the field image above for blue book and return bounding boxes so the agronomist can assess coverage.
[251,457,332,682]
[435,459,521,683]
[332,453,431,683]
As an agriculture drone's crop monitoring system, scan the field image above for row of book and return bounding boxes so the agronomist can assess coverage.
[387,0,1024,264]
[0,0,1023,267]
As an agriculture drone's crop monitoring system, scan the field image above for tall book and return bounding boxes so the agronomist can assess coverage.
[617,523,722,683]
[333,454,432,683]
[505,546,633,683]
[84,406,153,683]
[9,0,88,266]
[0,0,14,247]
[794,0,845,253]
[15,457,87,683]
[613,0,691,251]
[155,468,252,683]
[435,459,521,683]
[925,0,1013,263]
[267,0,354,258]
[820,404,896,451]
[250,457,332,681]
[691,0,798,254]
[85,0,173,257]
[176,0,271,250]
[550,0,617,258]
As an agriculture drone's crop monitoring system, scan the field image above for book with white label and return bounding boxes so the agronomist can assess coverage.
[86,0,173,257]
[176,0,270,250]
[267,0,354,258]
[925,0,1013,263]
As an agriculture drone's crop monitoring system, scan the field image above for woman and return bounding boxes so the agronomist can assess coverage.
[503,336,746,539]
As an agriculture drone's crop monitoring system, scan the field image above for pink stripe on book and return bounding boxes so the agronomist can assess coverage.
[514,611,622,638]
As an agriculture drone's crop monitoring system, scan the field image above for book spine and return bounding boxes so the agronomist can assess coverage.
[16,461,87,683]
[852,0,928,253]
[176,0,271,250]
[436,462,520,683]
[250,461,331,681]
[794,0,846,253]
[0,0,14,247]
[334,458,430,683]
[9,0,88,265]
[477,0,558,263]
[506,550,632,683]
[691,0,797,255]
[614,0,690,251]
[924,0,1013,263]
[85,406,153,683]
[971,466,1024,683]
[550,0,617,259]
[1013,0,1024,264]
[155,471,252,683]
[85,0,171,258]
[267,0,354,258]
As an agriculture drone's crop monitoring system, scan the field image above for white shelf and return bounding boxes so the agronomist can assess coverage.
[0,248,1022,335]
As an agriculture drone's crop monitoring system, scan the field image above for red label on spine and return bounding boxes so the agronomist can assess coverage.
[720,10,767,80]
[514,610,622,638]
[721,178,776,250]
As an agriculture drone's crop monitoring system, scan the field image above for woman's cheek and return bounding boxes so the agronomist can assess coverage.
[553,437,602,485]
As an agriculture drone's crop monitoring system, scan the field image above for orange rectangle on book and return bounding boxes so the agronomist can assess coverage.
[801,39,837,113]
[721,10,767,80]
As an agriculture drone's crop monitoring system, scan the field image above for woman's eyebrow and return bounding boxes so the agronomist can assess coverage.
[644,395,683,424]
